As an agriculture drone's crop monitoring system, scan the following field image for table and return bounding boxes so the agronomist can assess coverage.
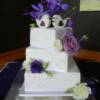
[4,58,96,100]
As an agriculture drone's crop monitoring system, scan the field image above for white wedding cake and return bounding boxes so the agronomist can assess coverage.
[22,0,81,94]
[23,27,80,93]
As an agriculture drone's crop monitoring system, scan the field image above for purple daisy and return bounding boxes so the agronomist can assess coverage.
[62,34,80,55]
[30,60,44,73]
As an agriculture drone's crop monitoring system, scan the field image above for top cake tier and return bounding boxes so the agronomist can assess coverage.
[30,28,68,50]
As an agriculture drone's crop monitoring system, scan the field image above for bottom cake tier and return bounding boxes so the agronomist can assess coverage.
[24,57,80,93]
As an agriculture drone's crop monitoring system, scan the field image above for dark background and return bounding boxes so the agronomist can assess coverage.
[0,0,100,53]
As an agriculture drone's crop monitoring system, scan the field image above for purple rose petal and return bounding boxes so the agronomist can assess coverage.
[62,34,80,55]
[60,28,73,40]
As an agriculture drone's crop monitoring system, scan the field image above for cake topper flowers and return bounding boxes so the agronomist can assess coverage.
[24,0,69,28]
[30,0,69,20]
[61,32,80,55]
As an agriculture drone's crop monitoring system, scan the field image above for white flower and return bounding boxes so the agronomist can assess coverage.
[54,39,63,51]
[23,59,33,72]
[73,83,91,100]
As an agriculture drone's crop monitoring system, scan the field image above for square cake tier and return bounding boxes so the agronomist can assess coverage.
[26,47,68,72]
[30,28,67,49]
[24,57,80,92]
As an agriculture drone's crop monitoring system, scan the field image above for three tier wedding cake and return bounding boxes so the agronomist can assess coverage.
[23,0,81,94]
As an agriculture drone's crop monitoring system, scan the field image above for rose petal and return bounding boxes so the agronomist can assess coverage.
[62,34,80,55]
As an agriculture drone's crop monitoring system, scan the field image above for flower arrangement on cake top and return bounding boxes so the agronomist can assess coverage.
[25,0,70,28]
[30,0,69,19]
[24,0,81,55]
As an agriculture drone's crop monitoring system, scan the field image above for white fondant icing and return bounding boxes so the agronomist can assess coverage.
[47,52,68,72]
[30,28,67,49]
[25,71,80,92]
[30,28,56,49]
[26,47,51,62]
[26,47,68,72]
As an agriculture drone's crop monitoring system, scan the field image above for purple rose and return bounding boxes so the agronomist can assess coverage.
[30,60,44,73]
[60,27,73,40]
[62,34,80,55]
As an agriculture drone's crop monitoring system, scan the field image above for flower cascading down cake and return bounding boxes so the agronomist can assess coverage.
[23,0,81,94]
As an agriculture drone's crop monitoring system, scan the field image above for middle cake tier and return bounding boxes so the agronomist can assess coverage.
[26,47,68,72]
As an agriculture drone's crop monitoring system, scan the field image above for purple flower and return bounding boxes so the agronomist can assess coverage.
[67,19,73,27]
[60,27,73,39]
[87,80,96,95]
[26,0,69,20]
[30,60,44,73]
[62,34,80,55]
[30,3,49,19]
[32,3,43,11]
[30,3,44,19]
[47,0,69,15]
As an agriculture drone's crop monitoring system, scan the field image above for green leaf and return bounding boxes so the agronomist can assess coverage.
[43,62,49,69]
[64,87,74,93]
[30,23,36,28]
[45,70,54,77]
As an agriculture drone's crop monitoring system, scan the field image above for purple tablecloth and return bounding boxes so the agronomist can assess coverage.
[0,62,22,99]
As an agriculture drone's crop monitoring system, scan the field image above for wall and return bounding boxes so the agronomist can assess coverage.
[0,0,30,53]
